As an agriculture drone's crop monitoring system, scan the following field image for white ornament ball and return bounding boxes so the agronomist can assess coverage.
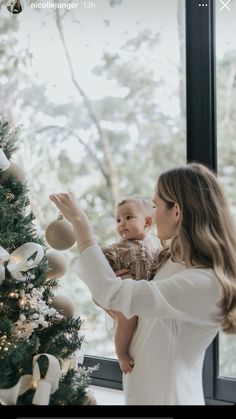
[0,161,27,184]
[45,250,68,279]
[51,294,75,319]
[45,217,76,250]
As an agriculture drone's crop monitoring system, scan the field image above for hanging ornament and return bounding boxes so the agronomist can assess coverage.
[7,242,44,280]
[45,250,68,279]
[45,214,76,250]
[0,149,11,172]
[51,294,75,320]
[0,161,27,185]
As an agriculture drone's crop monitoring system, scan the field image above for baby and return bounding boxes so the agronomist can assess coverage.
[101,197,160,373]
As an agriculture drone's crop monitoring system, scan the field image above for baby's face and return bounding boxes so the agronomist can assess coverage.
[115,202,147,240]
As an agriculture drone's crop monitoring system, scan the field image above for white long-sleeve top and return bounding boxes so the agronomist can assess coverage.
[74,244,222,405]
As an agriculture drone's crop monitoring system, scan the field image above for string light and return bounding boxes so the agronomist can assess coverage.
[9,292,19,299]
[0,335,11,352]
[19,298,26,307]
[30,378,38,390]
[0,335,16,353]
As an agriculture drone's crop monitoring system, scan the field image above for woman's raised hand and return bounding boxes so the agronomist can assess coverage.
[49,192,96,252]
[49,192,85,225]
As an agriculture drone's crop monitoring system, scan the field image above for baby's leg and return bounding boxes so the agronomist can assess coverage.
[92,299,136,372]
[114,312,138,374]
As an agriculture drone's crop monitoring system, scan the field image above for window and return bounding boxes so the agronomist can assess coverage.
[215,0,236,401]
[0,0,186,384]
[185,0,235,405]
[5,1,236,402]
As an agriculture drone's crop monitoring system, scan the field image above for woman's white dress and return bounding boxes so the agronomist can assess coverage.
[73,244,221,405]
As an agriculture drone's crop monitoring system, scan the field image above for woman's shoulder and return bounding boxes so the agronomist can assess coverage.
[154,257,187,280]
[155,266,222,323]
[184,267,221,295]
[181,266,217,283]
[160,264,222,301]
[155,260,220,290]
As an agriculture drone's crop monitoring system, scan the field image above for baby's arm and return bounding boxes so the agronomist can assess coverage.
[114,312,137,374]
[97,244,138,371]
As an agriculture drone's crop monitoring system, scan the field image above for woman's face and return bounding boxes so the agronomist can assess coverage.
[152,194,180,240]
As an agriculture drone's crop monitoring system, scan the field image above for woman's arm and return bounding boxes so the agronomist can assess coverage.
[74,244,221,323]
[49,193,221,323]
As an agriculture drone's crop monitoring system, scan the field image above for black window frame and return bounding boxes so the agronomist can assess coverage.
[84,0,236,404]
[186,0,236,405]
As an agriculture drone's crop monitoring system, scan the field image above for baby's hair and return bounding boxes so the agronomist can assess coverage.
[115,196,153,216]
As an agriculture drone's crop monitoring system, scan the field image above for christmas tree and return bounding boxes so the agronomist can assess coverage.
[0,119,97,405]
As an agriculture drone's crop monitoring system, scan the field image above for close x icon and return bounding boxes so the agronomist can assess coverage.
[218,0,232,11]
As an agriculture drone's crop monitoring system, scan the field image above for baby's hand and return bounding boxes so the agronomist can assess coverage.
[118,354,134,374]
[115,269,134,279]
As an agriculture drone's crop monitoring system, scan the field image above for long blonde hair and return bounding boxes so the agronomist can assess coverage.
[156,162,236,334]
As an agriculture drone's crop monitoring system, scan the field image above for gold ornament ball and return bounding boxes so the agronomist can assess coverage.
[45,250,68,279]
[0,161,27,184]
[51,294,75,319]
[45,218,76,250]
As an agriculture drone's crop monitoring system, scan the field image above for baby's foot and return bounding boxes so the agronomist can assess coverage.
[118,353,134,374]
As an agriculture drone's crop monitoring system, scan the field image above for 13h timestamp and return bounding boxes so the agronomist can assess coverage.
[84,1,96,8]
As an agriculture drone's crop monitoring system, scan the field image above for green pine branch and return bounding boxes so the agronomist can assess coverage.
[0,118,95,405]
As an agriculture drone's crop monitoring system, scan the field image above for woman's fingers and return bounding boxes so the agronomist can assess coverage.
[49,193,62,209]
[49,192,73,203]
[49,193,65,205]
[49,193,57,201]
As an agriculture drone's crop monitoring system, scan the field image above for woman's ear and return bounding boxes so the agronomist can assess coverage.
[145,216,153,229]
[174,203,181,223]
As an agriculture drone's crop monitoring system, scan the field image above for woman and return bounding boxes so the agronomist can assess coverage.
[49,163,236,405]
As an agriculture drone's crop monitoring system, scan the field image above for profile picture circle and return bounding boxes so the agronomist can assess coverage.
[6,0,24,14]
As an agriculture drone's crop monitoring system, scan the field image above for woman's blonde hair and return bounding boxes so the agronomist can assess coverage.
[155,162,236,334]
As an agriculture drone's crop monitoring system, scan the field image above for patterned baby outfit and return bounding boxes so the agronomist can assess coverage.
[102,235,160,281]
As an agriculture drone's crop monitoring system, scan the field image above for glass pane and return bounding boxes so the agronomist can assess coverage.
[216,1,236,378]
[0,0,186,359]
